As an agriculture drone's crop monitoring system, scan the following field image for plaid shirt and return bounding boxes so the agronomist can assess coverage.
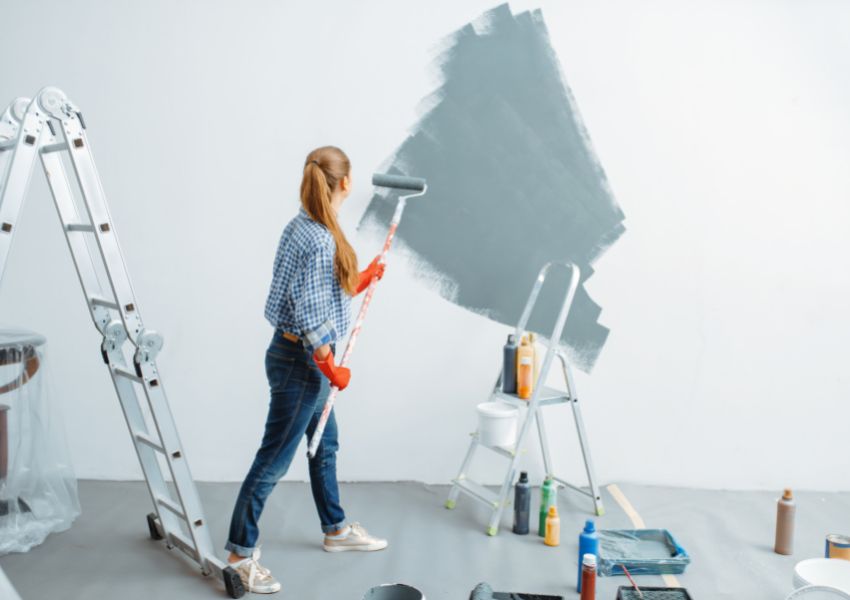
[264,208,351,352]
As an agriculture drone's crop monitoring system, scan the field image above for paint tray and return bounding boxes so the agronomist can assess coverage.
[597,529,690,576]
[616,587,694,600]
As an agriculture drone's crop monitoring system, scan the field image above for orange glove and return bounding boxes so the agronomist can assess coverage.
[312,350,351,391]
[355,256,386,295]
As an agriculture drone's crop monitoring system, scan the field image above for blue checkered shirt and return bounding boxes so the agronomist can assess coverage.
[264,208,351,352]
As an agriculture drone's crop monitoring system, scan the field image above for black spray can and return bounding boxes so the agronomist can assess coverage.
[513,471,531,534]
[502,334,518,393]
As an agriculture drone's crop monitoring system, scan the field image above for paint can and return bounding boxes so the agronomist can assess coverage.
[826,535,850,561]
[476,402,518,447]
[362,583,425,600]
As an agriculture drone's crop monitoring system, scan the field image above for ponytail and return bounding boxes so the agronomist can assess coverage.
[300,147,359,295]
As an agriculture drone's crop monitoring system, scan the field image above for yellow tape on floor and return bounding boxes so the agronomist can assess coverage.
[606,484,681,588]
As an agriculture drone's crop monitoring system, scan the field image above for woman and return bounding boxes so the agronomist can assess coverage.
[225,146,388,594]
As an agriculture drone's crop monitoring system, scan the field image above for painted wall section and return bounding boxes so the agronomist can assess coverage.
[360,4,625,371]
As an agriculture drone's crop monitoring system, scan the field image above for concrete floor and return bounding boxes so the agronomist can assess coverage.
[1,481,847,599]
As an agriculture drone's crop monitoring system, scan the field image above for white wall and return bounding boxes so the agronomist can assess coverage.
[1,0,848,490]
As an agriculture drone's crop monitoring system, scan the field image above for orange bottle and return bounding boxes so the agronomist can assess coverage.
[544,505,560,546]
[516,336,534,399]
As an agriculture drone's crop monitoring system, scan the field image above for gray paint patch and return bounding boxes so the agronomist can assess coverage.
[360,3,625,371]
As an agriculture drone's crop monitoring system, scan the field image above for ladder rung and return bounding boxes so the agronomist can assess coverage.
[134,431,165,454]
[452,478,500,507]
[40,142,68,154]
[0,140,15,152]
[167,530,200,562]
[472,433,515,458]
[66,223,95,233]
[113,367,143,383]
[157,495,188,522]
[89,295,119,309]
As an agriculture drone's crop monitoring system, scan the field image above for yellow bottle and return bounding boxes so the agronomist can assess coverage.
[528,332,541,383]
[517,336,534,400]
[544,505,560,546]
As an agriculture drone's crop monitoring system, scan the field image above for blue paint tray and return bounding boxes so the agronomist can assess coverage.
[597,529,690,576]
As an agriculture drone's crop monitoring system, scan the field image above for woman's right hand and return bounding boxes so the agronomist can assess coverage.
[312,349,351,391]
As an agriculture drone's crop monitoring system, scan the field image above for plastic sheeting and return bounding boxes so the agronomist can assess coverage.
[597,529,690,576]
[0,328,79,554]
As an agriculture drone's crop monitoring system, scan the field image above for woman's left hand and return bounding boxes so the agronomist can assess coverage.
[355,256,385,294]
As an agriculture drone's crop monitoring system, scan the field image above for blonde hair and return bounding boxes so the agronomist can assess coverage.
[300,146,359,295]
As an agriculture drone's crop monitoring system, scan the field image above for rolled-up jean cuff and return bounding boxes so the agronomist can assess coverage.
[322,520,347,534]
[224,540,254,558]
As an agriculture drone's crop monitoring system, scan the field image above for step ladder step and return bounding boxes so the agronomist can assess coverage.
[0,140,16,152]
[89,295,119,310]
[134,431,165,454]
[492,385,569,407]
[452,478,500,507]
[472,433,516,458]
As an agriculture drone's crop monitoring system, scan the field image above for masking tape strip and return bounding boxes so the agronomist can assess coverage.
[606,484,681,588]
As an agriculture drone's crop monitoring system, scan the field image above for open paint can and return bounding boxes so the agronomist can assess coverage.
[827,535,850,561]
[362,583,425,600]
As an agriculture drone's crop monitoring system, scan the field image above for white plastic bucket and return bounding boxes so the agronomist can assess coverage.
[794,559,850,593]
[476,402,518,447]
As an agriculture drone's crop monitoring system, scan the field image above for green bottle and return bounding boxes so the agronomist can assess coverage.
[538,478,557,537]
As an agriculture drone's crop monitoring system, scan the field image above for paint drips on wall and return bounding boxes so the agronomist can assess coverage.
[359,3,625,372]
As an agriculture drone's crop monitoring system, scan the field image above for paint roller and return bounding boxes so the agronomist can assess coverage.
[469,583,564,600]
[307,172,428,458]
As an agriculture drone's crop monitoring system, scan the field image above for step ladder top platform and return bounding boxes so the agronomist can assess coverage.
[491,386,570,407]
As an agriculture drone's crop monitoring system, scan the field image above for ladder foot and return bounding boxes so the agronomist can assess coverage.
[223,566,246,598]
[595,507,605,517]
[486,526,498,536]
[146,512,163,541]
[445,500,456,510]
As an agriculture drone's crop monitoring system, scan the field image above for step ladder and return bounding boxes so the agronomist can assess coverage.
[445,261,605,535]
[0,88,244,598]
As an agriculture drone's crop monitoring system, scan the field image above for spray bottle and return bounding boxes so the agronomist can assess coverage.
[579,553,597,600]
[538,477,556,537]
[502,334,518,394]
[544,505,560,546]
[512,471,530,535]
[517,336,534,400]
[774,488,796,555]
[577,520,598,593]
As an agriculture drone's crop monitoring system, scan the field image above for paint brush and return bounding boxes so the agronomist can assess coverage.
[621,565,643,599]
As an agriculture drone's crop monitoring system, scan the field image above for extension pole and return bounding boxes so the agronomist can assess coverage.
[307,174,426,458]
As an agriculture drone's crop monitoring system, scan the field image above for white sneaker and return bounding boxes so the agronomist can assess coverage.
[229,548,281,594]
[323,522,388,552]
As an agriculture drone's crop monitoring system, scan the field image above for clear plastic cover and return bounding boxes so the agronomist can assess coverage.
[597,529,690,576]
[0,328,80,554]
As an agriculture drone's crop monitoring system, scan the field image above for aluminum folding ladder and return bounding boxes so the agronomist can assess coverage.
[445,261,605,535]
[0,88,244,598]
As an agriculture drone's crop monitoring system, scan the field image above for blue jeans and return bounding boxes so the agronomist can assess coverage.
[225,331,346,557]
